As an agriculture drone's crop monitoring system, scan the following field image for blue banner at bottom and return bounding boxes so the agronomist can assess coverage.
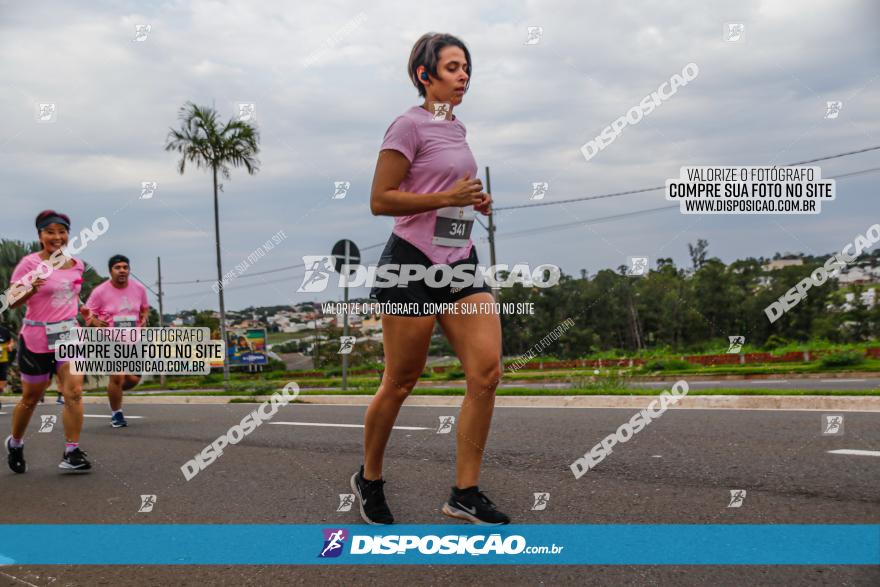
[0,525,877,565]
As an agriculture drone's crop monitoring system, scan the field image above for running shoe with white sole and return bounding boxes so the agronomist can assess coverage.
[350,465,394,525]
[5,435,26,474]
[441,486,510,525]
[59,447,91,471]
[110,412,128,428]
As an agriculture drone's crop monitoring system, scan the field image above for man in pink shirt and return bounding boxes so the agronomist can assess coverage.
[83,255,150,428]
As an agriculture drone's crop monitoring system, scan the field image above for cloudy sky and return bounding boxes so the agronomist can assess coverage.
[1,0,878,313]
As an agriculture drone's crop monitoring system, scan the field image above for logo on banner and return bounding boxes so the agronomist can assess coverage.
[319,528,348,558]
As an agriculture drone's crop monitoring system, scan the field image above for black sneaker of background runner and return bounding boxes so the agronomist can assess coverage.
[59,447,91,471]
[5,435,26,474]
[442,486,511,525]
[350,465,394,525]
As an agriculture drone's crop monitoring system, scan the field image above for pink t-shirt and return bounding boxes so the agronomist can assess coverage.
[85,279,149,327]
[10,252,84,354]
[381,105,478,264]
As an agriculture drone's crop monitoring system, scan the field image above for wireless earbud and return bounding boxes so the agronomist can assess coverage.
[420,71,428,81]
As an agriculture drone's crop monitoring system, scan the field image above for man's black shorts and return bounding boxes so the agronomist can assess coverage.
[369,234,492,316]
[0,362,7,382]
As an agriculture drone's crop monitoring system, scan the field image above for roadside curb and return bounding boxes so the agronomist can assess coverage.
[77,394,880,411]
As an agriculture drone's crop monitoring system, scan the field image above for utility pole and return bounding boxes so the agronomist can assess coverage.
[157,257,166,387]
[485,166,504,374]
[485,166,498,302]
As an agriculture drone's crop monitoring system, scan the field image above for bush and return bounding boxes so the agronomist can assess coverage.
[643,359,693,371]
[764,335,789,351]
[819,351,865,368]
[444,369,465,380]
[264,357,286,372]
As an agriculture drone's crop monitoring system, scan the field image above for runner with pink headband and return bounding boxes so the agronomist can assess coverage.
[5,210,92,473]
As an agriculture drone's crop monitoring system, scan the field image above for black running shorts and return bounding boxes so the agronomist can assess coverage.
[17,335,65,383]
[369,234,492,316]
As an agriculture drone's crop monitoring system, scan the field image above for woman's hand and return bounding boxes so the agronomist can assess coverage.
[444,174,486,208]
[474,191,492,215]
[29,277,46,293]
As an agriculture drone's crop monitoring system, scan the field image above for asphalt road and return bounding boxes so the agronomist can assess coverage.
[1,401,878,585]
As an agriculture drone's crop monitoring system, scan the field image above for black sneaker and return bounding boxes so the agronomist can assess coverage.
[59,447,91,471]
[5,435,26,474]
[442,486,510,525]
[350,465,394,524]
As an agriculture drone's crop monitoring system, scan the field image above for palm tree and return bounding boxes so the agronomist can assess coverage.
[165,102,260,381]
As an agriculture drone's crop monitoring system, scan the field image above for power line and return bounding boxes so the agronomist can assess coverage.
[490,165,880,241]
[496,185,660,211]
[493,144,880,212]
[162,240,389,285]
[787,144,880,166]
[159,145,880,286]
[482,205,679,241]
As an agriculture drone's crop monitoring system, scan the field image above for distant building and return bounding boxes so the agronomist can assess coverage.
[838,266,880,285]
[763,258,803,271]
[361,316,382,333]
[842,287,876,310]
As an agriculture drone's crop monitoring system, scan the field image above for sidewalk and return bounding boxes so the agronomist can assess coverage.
[76,394,880,411]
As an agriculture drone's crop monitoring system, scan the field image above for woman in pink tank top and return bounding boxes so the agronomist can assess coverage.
[5,210,91,473]
[351,33,510,526]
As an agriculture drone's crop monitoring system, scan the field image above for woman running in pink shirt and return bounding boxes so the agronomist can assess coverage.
[350,33,508,525]
[5,210,91,473]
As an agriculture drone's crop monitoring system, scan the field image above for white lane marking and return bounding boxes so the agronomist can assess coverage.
[827,449,880,457]
[0,571,40,587]
[270,421,429,431]
[84,414,144,419]
[820,379,866,383]
[637,381,721,386]
[749,380,788,384]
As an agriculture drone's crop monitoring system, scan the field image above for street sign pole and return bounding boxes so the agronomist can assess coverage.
[332,239,360,392]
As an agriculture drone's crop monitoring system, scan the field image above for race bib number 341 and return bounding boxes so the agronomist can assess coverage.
[433,206,474,247]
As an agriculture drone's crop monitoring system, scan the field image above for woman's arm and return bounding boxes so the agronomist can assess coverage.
[370,150,487,216]
[7,278,45,310]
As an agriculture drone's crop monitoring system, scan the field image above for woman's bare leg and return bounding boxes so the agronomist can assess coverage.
[56,362,84,444]
[362,313,435,480]
[437,292,502,489]
[11,380,50,439]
